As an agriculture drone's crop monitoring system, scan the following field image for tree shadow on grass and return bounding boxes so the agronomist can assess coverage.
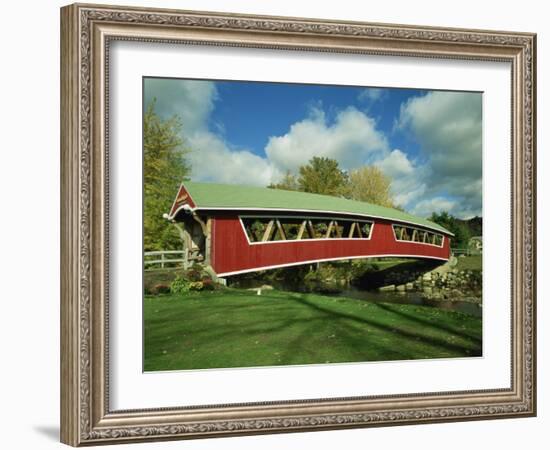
[278,316,413,365]
[144,292,481,370]
[374,303,482,345]
[290,296,479,355]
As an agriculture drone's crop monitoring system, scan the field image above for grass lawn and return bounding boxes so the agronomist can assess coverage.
[144,289,482,371]
[455,255,482,271]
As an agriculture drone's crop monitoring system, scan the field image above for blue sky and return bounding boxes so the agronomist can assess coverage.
[144,77,482,219]
[211,81,427,160]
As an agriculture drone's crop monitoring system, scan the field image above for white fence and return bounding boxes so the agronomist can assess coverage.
[144,250,185,270]
[451,248,481,256]
[144,250,203,270]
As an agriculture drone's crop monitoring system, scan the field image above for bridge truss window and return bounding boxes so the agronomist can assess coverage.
[241,217,373,243]
[392,224,444,247]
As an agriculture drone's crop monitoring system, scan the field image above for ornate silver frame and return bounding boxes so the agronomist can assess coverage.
[60,3,536,446]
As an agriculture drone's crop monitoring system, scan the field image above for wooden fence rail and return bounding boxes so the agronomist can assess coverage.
[144,250,203,270]
[451,248,481,256]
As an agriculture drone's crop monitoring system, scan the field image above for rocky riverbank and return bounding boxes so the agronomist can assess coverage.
[227,256,483,305]
[376,258,482,304]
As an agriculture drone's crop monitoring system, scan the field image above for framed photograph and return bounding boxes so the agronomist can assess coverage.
[60,3,536,446]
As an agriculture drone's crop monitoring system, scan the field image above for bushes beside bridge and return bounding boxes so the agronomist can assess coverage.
[144,264,220,295]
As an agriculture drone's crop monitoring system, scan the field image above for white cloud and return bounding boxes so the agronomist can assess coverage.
[358,88,386,103]
[145,79,279,186]
[376,149,414,177]
[411,197,458,218]
[265,106,388,173]
[187,132,279,186]
[145,80,481,219]
[374,145,481,219]
[144,78,217,134]
[375,149,427,208]
[397,91,482,218]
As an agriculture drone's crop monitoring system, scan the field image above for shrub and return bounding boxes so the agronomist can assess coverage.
[201,278,216,291]
[152,284,171,295]
[170,276,190,295]
[185,269,202,282]
[303,270,320,283]
[189,281,204,291]
[185,264,209,282]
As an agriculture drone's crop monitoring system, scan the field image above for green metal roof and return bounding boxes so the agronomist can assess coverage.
[183,182,452,235]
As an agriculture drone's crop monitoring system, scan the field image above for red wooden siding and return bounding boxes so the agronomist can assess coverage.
[211,216,451,276]
[168,184,196,217]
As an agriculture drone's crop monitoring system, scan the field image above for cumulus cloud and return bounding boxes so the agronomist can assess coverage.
[397,91,482,218]
[358,88,386,103]
[375,149,427,208]
[145,79,482,219]
[144,78,217,134]
[145,78,278,186]
[186,132,279,186]
[265,106,388,173]
[376,148,414,177]
[410,197,458,218]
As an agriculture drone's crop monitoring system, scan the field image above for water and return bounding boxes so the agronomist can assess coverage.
[230,278,482,318]
[335,287,482,318]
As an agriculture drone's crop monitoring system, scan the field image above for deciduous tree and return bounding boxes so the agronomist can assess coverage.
[345,166,394,207]
[143,100,191,251]
[429,211,472,248]
[298,156,348,196]
[268,171,299,191]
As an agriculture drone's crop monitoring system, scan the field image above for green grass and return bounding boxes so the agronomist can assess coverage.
[144,289,482,371]
[455,255,482,271]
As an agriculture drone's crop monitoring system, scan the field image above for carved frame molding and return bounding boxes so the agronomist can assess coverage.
[60,3,536,446]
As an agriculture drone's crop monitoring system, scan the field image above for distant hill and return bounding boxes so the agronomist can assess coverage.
[457,216,482,237]
[428,212,482,248]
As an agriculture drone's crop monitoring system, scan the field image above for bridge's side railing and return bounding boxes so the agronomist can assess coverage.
[144,250,203,271]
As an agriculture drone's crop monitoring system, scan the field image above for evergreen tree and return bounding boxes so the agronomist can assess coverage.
[429,211,472,248]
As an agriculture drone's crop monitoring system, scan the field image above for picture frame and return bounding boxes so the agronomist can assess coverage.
[60,2,536,446]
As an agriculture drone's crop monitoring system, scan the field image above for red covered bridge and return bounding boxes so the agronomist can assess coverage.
[165,182,453,277]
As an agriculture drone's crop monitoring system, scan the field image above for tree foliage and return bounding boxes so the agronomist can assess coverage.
[428,211,473,248]
[346,166,394,207]
[143,100,191,251]
[268,171,299,191]
[297,156,348,196]
[270,157,396,209]
[466,216,483,236]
